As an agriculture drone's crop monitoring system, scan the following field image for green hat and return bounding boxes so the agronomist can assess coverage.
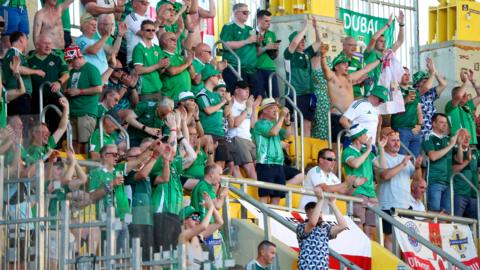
[288,31,306,43]
[348,124,368,141]
[413,71,429,87]
[202,64,220,81]
[156,0,174,10]
[179,206,200,221]
[331,53,350,71]
[369,85,389,102]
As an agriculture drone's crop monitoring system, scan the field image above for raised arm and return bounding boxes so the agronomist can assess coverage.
[287,19,308,54]
[365,14,393,53]
[319,44,335,81]
[328,197,348,238]
[304,186,323,234]
[310,16,322,52]
[349,59,381,82]
[51,97,69,143]
[427,133,458,161]
[391,11,405,52]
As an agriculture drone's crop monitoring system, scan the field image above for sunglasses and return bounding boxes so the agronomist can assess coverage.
[143,29,156,32]
[105,152,119,157]
[322,157,336,162]
[190,215,199,221]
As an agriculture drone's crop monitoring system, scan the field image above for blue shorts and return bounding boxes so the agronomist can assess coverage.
[2,6,29,36]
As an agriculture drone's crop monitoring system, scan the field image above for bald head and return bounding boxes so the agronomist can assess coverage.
[194,43,211,63]
[35,34,53,55]
[342,36,357,57]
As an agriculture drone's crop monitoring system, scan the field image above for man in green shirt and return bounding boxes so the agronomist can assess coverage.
[363,11,404,95]
[391,67,423,157]
[253,98,292,205]
[284,17,322,137]
[124,146,159,260]
[220,3,260,96]
[160,31,193,101]
[2,31,45,115]
[64,44,103,154]
[341,124,386,239]
[28,35,69,116]
[422,113,462,214]
[191,43,212,94]
[338,36,364,98]
[24,97,70,164]
[445,70,480,146]
[452,131,478,219]
[196,64,233,169]
[133,20,170,100]
[256,9,279,98]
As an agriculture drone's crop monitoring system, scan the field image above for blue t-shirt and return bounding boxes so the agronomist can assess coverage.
[76,35,108,74]
[378,153,415,210]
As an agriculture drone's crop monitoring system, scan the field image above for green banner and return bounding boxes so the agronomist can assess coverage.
[339,8,395,49]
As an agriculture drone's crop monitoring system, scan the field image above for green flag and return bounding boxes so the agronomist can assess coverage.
[339,8,395,49]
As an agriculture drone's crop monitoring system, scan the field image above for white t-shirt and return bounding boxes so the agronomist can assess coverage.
[343,99,379,143]
[227,99,252,140]
[300,166,340,213]
[378,152,414,210]
[409,195,426,220]
[125,12,159,63]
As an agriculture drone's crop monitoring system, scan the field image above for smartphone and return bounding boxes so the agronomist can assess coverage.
[275,40,282,43]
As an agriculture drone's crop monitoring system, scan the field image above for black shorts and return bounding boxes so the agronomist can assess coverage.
[382,209,393,234]
[153,212,181,252]
[284,165,301,180]
[296,94,315,121]
[330,113,346,143]
[211,135,233,162]
[129,224,154,261]
[256,163,286,198]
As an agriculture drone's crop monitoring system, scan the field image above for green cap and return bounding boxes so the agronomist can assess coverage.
[413,71,429,87]
[213,82,227,92]
[156,0,174,10]
[288,31,306,43]
[370,85,389,102]
[179,206,199,221]
[348,124,368,141]
[331,53,350,71]
[202,64,220,81]
[178,91,195,102]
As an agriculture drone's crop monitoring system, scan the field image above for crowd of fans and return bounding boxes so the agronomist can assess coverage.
[0,0,478,268]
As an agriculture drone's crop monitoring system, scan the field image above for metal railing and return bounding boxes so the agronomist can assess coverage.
[40,104,73,148]
[336,129,348,179]
[278,95,305,174]
[213,40,242,80]
[228,185,362,270]
[38,81,66,114]
[369,206,470,270]
[99,113,130,150]
[449,172,480,234]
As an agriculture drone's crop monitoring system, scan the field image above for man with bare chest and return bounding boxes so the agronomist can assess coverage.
[319,44,381,148]
[33,0,73,49]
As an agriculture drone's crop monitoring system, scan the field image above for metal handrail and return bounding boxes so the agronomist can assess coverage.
[38,81,65,113]
[278,95,304,174]
[336,129,348,179]
[270,73,298,106]
[229,185,362,270]
[369,206,470,270]
[40,104,73,149]
[394,208,478,226]
[399,142,416,164]
[449,172,480,234]
[213,40,242,80]
[99,113,130,150]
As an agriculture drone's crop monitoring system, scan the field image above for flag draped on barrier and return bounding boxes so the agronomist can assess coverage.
[394,217,480,270]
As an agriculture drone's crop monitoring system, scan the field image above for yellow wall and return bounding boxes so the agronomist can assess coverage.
[269,0,335,18]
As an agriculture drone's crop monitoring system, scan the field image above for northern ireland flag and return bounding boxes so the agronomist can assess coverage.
[394,217,480,270]
[239,200,372,270]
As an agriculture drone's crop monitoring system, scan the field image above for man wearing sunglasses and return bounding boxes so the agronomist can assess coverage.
[377,127,422,251]
[300,148,366,212]
[220,3,261,96]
